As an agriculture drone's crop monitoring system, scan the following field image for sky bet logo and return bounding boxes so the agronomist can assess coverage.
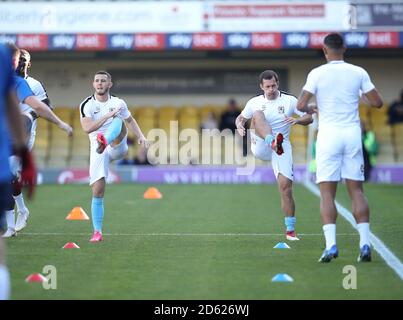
[225,34,251,49]
[167,34,192,49]
[50,35,75,50]
[0,34,17,45]
[344,33,368,48]
[108,34,134,50]
[284,33,309,48]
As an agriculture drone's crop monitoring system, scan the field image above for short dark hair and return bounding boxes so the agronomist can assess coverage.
[95,70,112,81]
[324,33,344,50]
[259,70,279,84]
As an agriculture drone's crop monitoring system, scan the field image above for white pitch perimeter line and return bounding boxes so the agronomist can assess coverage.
[22,232,357,237]
[304,180,403,280]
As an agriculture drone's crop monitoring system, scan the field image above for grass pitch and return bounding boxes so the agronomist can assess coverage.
[5,183,403,299]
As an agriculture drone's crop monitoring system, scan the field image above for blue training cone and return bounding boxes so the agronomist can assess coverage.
[271,273,294,282]
[273,242,291,249]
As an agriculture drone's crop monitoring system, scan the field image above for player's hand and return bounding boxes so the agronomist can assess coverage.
[306,103,318,115]
[109,106,123,118]
[284,116,298,125]
[236,122,246,136]
[16,147,37,199]
[138,135,150,148]
[59,122,73,136]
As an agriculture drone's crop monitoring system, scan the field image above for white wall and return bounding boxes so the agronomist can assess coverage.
[29,55,403,109]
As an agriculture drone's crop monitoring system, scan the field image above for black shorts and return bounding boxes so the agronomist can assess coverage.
[0,182,12,232]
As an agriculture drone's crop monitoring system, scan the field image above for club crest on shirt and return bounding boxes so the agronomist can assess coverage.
[278,106,285,114]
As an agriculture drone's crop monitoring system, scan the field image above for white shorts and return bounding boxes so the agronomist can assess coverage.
[250,132,294,181]
[21,112,36,151]
[8,113,36,178]
[316,125,364,183]
[27,118,37,151]
[89,134,128,185]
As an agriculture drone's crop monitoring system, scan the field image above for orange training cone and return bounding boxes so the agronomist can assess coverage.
[66,207,89,220]
[143,187,162,199]
[62,242,80,249]
[25,273,47,283]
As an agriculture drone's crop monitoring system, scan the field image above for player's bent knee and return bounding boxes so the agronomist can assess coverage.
[252,110,265,122]
[251,148,270,161]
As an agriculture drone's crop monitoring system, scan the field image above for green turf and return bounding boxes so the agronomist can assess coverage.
[5,183,403,299]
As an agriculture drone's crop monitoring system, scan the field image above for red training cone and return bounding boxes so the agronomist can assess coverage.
[62,242,80,249]
[25,273,47,283]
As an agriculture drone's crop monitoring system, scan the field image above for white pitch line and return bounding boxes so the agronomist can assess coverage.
[22,232,357,237]
[304,180,403,280]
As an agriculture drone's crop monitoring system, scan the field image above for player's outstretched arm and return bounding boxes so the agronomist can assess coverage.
[363,89,383,109]
[235,114,248,136]
[296,113,313,126]
[25,95,73,136]
[125,116,150,148]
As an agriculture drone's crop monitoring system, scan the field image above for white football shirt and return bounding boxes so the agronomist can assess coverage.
[20,76,49,114]
[80,94,131,139]
[241,92,305,140]
[302,60,375,129]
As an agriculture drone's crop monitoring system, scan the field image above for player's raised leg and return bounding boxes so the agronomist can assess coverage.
[90,178,105,242]
[252,111,284,155]
[97,117,123,154]
[318,181,339,262]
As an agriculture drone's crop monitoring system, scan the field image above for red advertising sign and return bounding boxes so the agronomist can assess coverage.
[192,33,224,50]
[309,32,329,48]
[134,33,165,50]
[17,34,48,51]
[76,34,107,50]
[214,4,325,18]
[251,33,282,49]
[368,32,399,48]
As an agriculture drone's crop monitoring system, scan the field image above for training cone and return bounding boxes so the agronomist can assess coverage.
[66,207,90,220]
[143,187,162,199]
[271,273,294,282]
[273,242,291,249]
[62,242,80,249]
[25,273,47,283]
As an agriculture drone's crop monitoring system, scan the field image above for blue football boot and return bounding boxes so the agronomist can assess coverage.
[318,244,339,263]
[357,244,372,262]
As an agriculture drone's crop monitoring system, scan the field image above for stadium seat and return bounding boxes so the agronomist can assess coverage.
[179,105,200,131]
[158,105,178,133]
[54,107,73,126]
[33,119,51,168]
[201,104,224,121]
[46,107,73,168]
